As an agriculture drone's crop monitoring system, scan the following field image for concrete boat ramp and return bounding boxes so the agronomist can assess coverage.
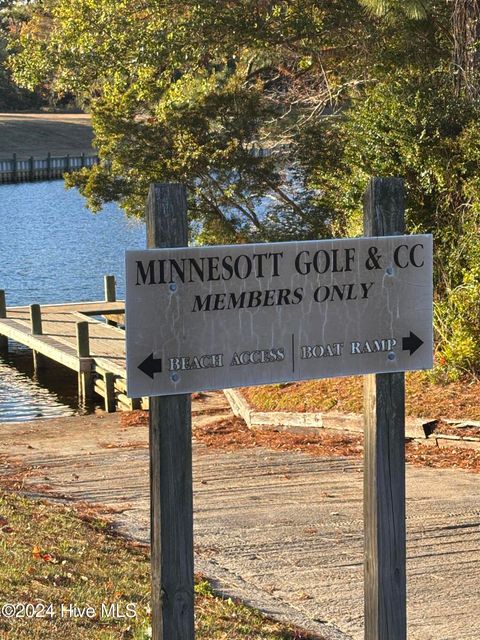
[0,393,479,640]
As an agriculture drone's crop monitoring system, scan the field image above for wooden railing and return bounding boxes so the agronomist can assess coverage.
[0,153,99,183]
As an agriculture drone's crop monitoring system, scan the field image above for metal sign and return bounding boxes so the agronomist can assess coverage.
[125,235,433,398]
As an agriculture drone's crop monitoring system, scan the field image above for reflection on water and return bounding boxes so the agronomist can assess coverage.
[0,344,80,422]
[0,181,145,421]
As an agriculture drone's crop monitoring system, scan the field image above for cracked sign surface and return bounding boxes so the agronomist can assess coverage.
[125,235,433,398]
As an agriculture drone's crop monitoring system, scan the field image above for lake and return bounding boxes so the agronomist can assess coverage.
[0,181,145,421]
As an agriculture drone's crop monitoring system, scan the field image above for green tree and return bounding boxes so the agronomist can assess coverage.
[8,0,480,375]
[7,1,447,235]
[347,0,480,375]
[0,0,42,109]
[4,1,391,241]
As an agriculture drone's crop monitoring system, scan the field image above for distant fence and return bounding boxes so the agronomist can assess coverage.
[0,153,99,184]
[0,145,288,184]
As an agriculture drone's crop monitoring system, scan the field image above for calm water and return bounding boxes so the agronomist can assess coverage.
[0,181,145,421]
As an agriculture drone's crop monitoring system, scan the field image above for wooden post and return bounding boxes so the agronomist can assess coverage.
[146,184,194,640]
[363,177,407,640]
[76,321,90,357]
[0,290,8,355]
[81,152,85,168]
[29,304,48,370]
[104,275,116,302]
[66,154,71,173]
[33,351,49,371]
[30,304,43,335]
[76,321,94,400]
[104,275,117,326]
[29,156,34,181]
[12,153,17,182]
[47,152,51,180]
[104,371,116,412]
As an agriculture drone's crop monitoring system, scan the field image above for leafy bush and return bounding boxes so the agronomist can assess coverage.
[298,71,480,376]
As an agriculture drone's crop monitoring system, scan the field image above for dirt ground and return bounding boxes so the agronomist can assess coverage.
[0,112,94,159]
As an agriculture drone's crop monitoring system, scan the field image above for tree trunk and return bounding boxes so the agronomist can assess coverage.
[453,0,480,99]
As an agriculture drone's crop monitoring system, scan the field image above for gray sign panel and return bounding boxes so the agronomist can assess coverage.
[125,235,433,398]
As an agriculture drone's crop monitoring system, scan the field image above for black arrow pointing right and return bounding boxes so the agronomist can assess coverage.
[138,353,163,379]
[402,332,424,356]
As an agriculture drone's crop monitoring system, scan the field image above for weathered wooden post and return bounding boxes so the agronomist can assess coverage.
[66,153,71,173]
[47,152,51,180]
[76,321,90,357]
[363,177,407,640]
[76,320,94,401]
[104,275,116,302]
[29,304,49,370]
[146,183,194,640]
[104,275,117,326]
[0,290,8,355]
[30,304,43,335]
[103,371,116,412]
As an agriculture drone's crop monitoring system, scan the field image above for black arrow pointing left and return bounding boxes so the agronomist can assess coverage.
[138,353,163,379]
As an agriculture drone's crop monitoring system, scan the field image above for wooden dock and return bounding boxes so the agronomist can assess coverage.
[0,277,143,413]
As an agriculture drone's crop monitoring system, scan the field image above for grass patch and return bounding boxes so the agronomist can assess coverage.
[0,491,320,639]
[0,113,94,159]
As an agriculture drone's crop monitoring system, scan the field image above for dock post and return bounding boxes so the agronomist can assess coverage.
[104,275,117,326]
[30,304,48,370]
[76,321,90,357]
[47,152,51,180]
[29,156,34,182]
[104,275,116,302]
[30,304,43,335]
[104,371,116,412]
[76,321,94,401]
[0,290,8,356]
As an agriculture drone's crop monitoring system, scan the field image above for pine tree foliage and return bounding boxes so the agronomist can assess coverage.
[358,0,429,21]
